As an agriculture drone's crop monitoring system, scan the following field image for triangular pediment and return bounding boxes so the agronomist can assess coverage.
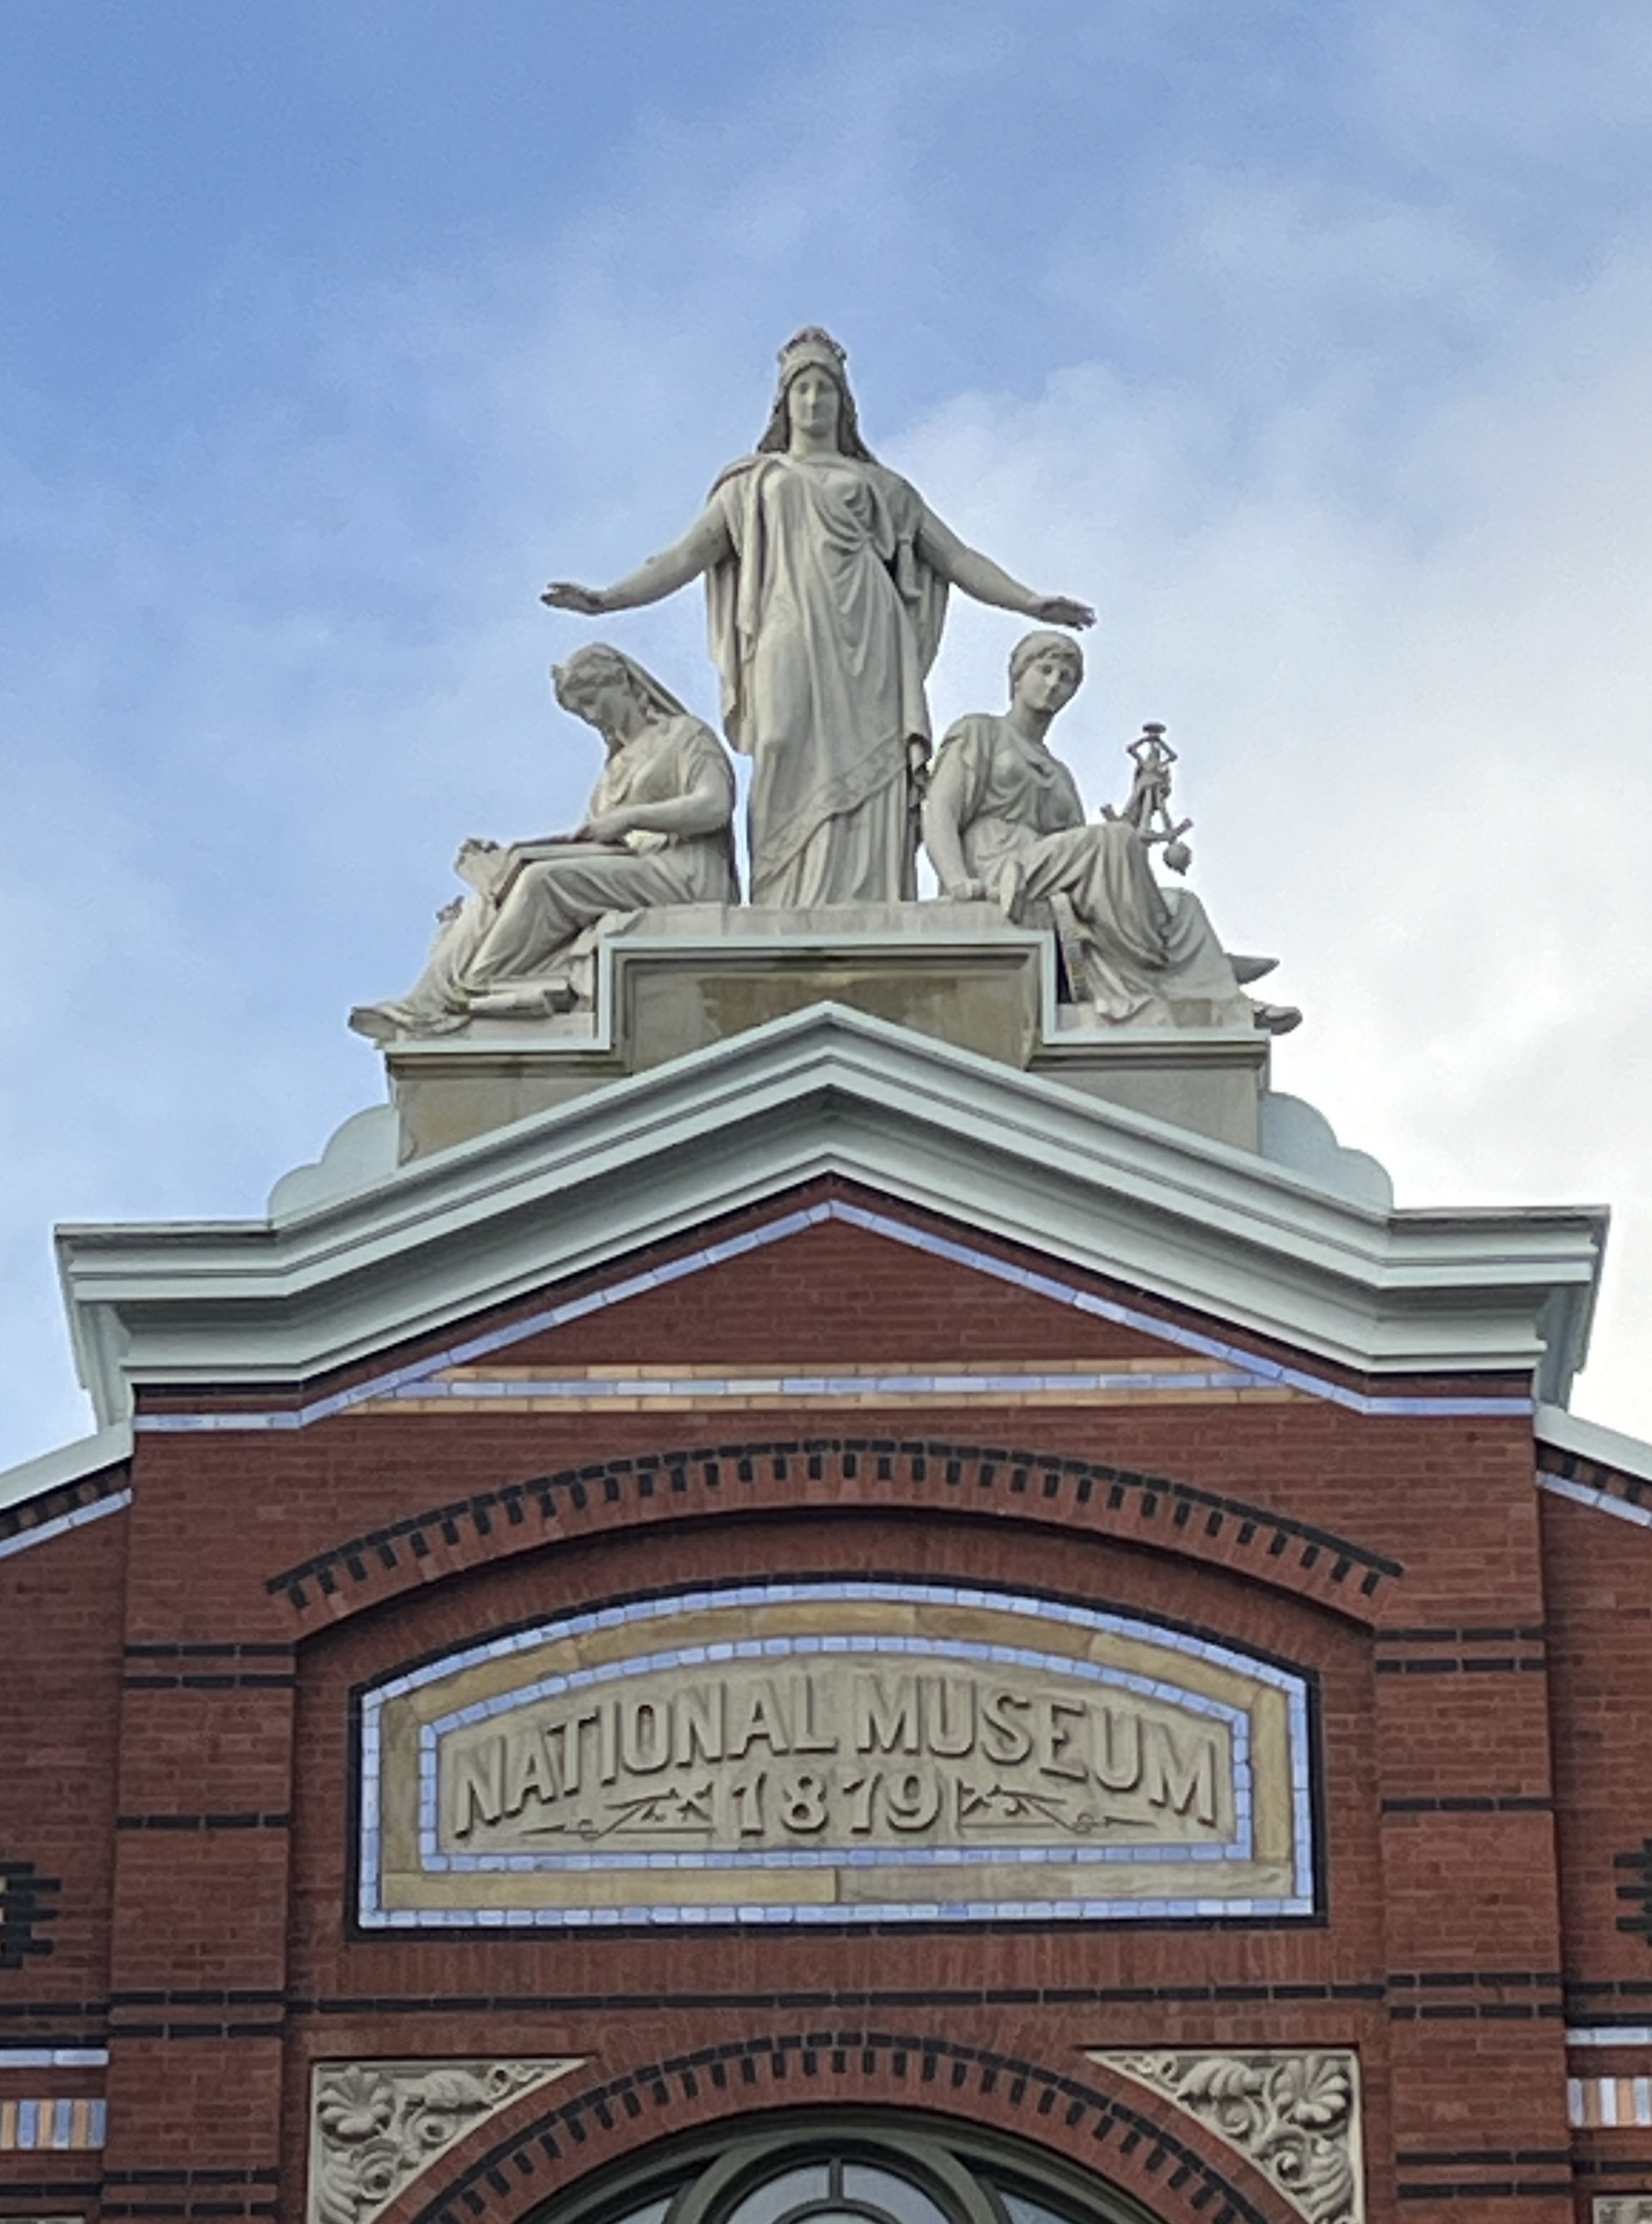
[57,1003,1602,1426]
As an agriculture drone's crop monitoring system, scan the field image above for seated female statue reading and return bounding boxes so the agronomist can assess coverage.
[351,643,737,1038]
[922,632,1297,1032]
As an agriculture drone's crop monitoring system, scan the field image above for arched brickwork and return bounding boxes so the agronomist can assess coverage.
[266,1436,1403,1630]
[382,2039,1305,2224]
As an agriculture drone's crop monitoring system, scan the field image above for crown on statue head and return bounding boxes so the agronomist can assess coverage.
[776,327,849,384]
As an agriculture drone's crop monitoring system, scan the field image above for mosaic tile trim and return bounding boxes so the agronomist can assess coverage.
[132,1199,1529,1433]
[0,1491,131,1565]
[0,2049,107,2069]
[1572,2076,1652,2128]
[356,1577,1315,1930]
[0,2098,106,2150]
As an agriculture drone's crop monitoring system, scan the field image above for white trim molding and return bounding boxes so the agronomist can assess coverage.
[0,1423,130,1518]
[1538,1404,1652,1489]
[57,1006,1604,1427]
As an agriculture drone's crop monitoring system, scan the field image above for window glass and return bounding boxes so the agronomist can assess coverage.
[725,2166,834,2224]
[538,2118,1131,2224]
[840,2165,955,2224]
[1003,2189,1088,2224]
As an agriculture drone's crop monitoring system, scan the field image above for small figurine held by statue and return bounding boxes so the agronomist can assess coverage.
[1107,722,1193,876]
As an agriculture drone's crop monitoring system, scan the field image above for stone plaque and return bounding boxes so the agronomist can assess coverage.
[358,1582,1313,1927]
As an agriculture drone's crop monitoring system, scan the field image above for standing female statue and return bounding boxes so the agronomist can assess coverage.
[542,329,1094,908]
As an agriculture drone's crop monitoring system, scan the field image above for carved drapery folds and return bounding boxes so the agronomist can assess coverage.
[309,2058,582,2224]
[1090,2050,1363,2224]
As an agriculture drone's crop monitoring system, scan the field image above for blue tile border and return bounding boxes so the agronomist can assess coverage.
[0,1490,131,1563]
[136,1199,1530,1434]
[1538,1471,1652,1529]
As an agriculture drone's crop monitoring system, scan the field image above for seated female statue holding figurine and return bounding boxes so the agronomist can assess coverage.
[921,632,1297,1033]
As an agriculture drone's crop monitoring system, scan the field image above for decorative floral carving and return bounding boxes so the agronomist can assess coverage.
[1091,2050,1362,2224]
[1595,2201,1652,2224]
[309,2058,582,2224]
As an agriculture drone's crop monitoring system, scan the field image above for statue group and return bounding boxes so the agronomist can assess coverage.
[352,329,1294,1042]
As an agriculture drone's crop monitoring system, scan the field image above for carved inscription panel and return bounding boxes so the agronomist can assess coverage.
[359,1582,1314,1926]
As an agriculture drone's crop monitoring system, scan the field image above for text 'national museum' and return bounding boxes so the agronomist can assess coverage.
[3,331,1649,2224]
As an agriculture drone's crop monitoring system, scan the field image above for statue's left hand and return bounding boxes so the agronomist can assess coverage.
[540,581,609,615]
[1030,595,1096,631]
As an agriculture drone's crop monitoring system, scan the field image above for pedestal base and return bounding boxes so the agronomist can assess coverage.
[380,903,1271,1162]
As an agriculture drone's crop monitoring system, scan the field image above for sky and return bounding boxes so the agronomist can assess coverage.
[3,0,1652,1469]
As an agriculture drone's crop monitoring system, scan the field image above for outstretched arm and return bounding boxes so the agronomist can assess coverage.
[916,508,1094,631]
[542,503,734,616]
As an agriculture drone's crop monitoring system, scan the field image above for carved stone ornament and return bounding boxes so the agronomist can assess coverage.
[1089,2051,1363,2224]
[1594,2201,1652,2224]
[359,1582,1316,1929]
[309,2058,583,2224]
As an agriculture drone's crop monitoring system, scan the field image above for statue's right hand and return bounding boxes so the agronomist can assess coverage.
[540,580,609,615]
[944,877,992,903]
[1030,594,1096,631]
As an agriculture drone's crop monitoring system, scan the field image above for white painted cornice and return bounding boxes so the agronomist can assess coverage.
[0,1420,132,1516]
[1536,1403,1652,1484]
[56,1004,1606,1425]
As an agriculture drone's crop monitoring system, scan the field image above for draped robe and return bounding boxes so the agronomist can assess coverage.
[359,714,737,1032]
[705,453,949,907]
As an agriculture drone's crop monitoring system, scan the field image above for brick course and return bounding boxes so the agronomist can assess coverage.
[1,1180,1642,2224]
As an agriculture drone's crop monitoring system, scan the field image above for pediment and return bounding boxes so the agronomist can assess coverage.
[56,1003,1603,1427]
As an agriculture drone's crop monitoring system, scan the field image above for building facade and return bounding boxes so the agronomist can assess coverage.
[3,935,1650,2224]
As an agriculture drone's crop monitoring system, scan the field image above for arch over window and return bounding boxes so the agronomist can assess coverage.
[525,2113,1162,2224]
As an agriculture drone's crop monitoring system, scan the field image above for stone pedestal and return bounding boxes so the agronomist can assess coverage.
[384,903,1271,1162]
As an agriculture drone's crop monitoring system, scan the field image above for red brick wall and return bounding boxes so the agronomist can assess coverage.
[1,1182,1618,2224]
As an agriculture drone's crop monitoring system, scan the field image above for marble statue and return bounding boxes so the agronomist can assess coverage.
[350,644,737,1038]
[922,632,1298,1032]
[541,328,1095,909]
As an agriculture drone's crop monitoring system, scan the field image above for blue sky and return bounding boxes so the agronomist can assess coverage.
[5,1,1652,1467]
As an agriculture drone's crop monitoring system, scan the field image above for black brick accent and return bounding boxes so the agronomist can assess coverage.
[404,2034,1279,2224]
[1617,1840,1652,1941]
[0,1855,61,1969]
[268,1436,1403,1614]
